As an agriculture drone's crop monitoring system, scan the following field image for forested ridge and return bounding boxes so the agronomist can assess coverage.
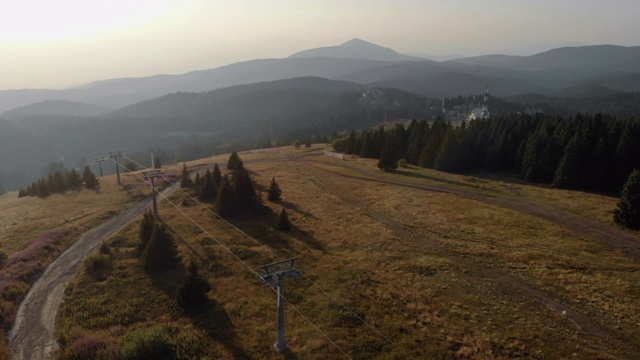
[333,113,640,193]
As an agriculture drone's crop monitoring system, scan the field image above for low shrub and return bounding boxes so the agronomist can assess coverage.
[84,254,113,281]
[122,327,175,360]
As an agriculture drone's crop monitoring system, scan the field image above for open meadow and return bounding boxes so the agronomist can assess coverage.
[4,145,639,359]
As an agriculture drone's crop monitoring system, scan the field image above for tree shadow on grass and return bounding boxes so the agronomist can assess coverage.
[288,224,325,252]
[146,263,186,300]
[184,300,254,360]
[227,207,325,256]
[280,200,318,220]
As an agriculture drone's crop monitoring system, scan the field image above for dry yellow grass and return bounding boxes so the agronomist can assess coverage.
[34,148,640,359]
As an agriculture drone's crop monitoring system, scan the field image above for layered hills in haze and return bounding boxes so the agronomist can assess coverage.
[2,39,640,112]
[1,38,639,192]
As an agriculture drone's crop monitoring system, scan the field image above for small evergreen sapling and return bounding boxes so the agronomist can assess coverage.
[176,260,211,309]
[267,177,282,202]
[143,224,179,272]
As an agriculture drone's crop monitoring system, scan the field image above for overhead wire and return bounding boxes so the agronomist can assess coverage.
[120,154,417,360]
[113,158,353,359]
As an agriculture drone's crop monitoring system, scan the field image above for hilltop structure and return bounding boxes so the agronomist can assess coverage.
[469,84,491,120]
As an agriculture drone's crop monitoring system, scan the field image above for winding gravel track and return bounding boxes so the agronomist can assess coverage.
[9,187,175,360]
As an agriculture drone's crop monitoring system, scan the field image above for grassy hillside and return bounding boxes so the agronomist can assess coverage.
[52,147,639,359]
[0,171,166,359]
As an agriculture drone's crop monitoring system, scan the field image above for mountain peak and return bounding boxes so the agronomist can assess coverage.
[340,38,375,47]
[289,39,421,62]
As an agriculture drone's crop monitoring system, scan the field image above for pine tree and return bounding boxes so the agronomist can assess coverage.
[212,163,222,190]
[198,169,215,202]
[232,166,257,208]
[36,178,49,197]
[554,132,586,189]
[345,130,357,154]
[176,260,211,310]
[138,210,155,253]
[153,155,162,169]
[305,138,312,148]
[227,151,241,170]
[434,128,459,172]
[194,172,202,190]
[66,169,82,188]
[214,176,236,217]
[180,163,193,188]
[267,177,282,202]
[83,166,99,189]
[613,169,640,229]
[377,136,398,172]
[277,209,291,232]
[53,171,67,192]
[143,224,179,272]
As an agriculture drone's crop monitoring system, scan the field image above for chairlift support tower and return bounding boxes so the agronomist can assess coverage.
[259,257,301,352]
[142,170,162,218]
[109,151,123,185]
[93,157,108,177]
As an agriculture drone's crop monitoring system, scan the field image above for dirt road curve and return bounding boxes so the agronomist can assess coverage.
[9,187,174,360]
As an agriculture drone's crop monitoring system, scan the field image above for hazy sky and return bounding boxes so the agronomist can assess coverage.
[2,0,639,90]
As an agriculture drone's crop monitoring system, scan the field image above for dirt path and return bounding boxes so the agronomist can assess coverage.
[298,160,640,358]
[9,187,175,360]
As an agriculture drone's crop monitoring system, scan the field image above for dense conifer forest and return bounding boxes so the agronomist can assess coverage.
[332,114,640,193]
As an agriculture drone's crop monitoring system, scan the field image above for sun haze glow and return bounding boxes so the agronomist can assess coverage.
[1,0,639,90]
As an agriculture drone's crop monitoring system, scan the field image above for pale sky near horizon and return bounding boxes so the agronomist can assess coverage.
[1,0,639,90]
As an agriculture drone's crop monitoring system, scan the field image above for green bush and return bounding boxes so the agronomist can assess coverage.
[143,224,179,272]
[84,254,112,281]
[176,261,211,310]
[122,327,175,360]
[57,336,107,360]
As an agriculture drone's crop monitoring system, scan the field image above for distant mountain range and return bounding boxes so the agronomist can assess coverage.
[1,39,639,113]
[2,100,111,118]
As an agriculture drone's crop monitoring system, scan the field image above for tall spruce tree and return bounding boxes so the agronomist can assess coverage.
[232,165,257,207]
[66,169,82,188]
[227,151,241,170]
[198,169,215,202]
[180,163,193,188]
[214,176,236,217]
[613,169,640,229]
[377,135,398,172]
[345,130,357,154]
[212,163,222,190]
[83,166,99,189]
[138,210,155,253]
[554,132,586,189]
